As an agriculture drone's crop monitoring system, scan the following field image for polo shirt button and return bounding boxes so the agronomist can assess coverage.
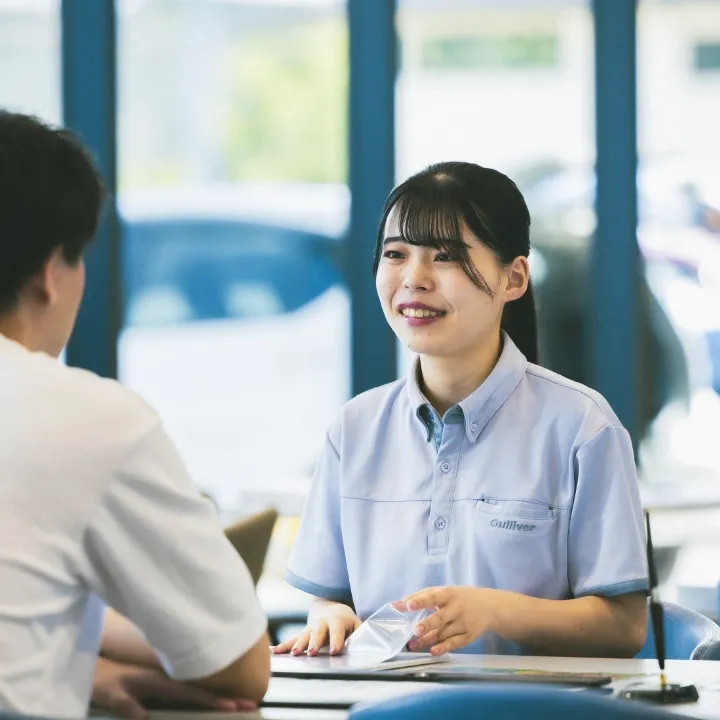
[434,516,447,530]
[441,461,452,473]
[471,423,478,433]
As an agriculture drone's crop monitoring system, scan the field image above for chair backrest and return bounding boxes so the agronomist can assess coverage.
[348,685,674,720]
[636,600,720,660]
[224,507,278,586]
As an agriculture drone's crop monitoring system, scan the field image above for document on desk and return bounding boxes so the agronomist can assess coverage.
[271,651,448,676]
[266,677,444,710]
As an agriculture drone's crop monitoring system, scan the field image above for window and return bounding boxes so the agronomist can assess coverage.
[421,35,559,70]
[0,0,60,121]
[637,0,720,484]
[636,0,720,605]
[117,0,349,550]
[396,0,593,382]
[694,41,720,72]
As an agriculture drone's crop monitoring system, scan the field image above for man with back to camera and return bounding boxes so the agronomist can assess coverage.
[0,110,270,718]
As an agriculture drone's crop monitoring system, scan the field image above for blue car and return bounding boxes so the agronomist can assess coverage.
[120,183,348,327]
[117,183,350,515]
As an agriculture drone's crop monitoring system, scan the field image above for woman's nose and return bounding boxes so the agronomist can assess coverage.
[403,256,432,291]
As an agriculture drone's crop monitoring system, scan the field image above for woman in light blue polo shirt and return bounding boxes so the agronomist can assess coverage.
[276,161,649,658]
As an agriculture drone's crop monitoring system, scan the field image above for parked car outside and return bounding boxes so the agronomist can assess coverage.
[118,183,351,514]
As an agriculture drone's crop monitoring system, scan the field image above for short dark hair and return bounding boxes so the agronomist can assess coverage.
[374,161,538,364]
[0,111,105,315]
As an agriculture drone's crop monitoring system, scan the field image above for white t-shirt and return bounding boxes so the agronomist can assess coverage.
[0,334,267,717]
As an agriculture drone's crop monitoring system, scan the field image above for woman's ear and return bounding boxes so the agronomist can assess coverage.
[504,256,530,302]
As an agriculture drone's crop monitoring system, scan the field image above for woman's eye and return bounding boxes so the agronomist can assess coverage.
[383,250,404,260]
[435,252,457,262]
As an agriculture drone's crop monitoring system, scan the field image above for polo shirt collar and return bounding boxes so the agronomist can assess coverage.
[406,332,527,443]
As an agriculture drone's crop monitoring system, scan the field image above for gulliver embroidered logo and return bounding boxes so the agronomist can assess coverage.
[490,518,536,532]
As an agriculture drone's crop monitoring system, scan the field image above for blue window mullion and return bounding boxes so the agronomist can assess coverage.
[62,0,120,378]
[348,0,397,395]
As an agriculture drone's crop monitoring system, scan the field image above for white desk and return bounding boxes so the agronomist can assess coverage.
[423,655,720,718]
[639,480,720,514]
[143,655,720,719]
[260,654,720,719]
[148,711,345,720]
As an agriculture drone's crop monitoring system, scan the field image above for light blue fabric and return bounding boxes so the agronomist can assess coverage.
[287,334,649,655]
[417,403,464,451]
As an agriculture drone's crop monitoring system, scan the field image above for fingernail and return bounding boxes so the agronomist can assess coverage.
[416,625,424,634]
[408,641,418,651]
[235,700,257,712]
[330,645,338,654]
[408,601,417,611]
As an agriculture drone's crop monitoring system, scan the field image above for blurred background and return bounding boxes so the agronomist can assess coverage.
[2,0,719,622]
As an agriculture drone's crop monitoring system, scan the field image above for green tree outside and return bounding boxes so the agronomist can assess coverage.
[222,18,348,184]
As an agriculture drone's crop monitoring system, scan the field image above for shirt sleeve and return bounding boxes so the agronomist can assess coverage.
[285,430,352,603]
[568,424,650,598]
[82,422,267,682]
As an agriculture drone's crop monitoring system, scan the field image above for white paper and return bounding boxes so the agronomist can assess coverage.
[271,651,448,674]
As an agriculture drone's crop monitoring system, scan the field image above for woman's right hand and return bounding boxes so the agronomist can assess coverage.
[271,601,361,656]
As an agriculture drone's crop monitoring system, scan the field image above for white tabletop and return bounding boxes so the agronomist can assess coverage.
[148,711,346,720]
[420,654,720,718]
[262,654,720,719]
[639,479,720,513]
[144,655,720,719]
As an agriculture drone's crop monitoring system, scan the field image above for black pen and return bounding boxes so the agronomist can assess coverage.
[645,511,666,689]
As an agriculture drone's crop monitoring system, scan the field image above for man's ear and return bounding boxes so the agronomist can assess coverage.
[27,248,63,307]
[504,256,530,302]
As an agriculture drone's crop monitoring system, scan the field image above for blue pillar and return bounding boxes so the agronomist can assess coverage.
[348,0,397,395]
[592,0,638,442]
[62,0,119,378]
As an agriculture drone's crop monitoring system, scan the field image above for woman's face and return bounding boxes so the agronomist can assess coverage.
[375,202,529,360]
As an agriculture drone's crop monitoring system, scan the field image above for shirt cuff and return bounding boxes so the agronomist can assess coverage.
[285,568,352,603]
[574,578,650,598]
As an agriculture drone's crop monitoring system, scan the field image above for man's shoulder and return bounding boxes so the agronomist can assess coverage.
[18,349,161,442]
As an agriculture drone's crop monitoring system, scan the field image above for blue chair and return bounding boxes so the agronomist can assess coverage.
[349,685,676,720]
[636,601,720,660]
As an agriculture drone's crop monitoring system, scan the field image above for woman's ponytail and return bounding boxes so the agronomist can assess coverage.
[501,278,538,364]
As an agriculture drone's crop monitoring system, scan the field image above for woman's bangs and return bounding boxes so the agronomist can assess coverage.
[394,188,493,296]
[395,190,467,256]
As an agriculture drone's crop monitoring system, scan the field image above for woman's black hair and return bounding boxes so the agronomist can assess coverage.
[372,161,538,364]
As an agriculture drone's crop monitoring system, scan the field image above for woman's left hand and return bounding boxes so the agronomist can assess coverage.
[393,586,499,656]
